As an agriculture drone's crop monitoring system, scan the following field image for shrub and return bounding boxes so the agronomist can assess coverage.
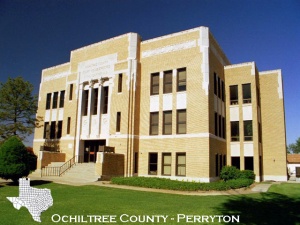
[220,166,240,181]
[239,170,255,180]
[0,136,36,182]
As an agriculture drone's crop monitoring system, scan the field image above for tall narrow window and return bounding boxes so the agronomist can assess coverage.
[59,90,65,108]
[243,83,251,103]
[221,80,225,101]
[134,152,138,174]
[231,121,239,141]
[52,92,58,109]
[162,153,171,176]
[177,68,186,92]
[217,77,221,98]
[163,111,172,135]
[57,121,63,139]
[103,86,109,114]
[150,112,159,135]
[245,157,254,171]
[218,115,222,137]
[150,73,159,95]
[214,112,218,136]
[93,88,98,115]
[222,117,226,139]
[163,70,172,94]
[215,154,219,176]
[83,90,89,116]
[67,117,71,135]
[43,122,50,139]
[50,121,56,139]
[176,153,186,176]
[148,153,158,175]
[244,120,253,141]
[231,157,240,169]
[69,84,73,100]
[116,112,121,132]
[177,109,186,134]
[230,85,238,105]
[46,93,51,110]
[118,73,123,93]
[214,73,217,95]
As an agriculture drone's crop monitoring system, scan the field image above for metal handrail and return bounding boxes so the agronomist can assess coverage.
[59,156,76,176]
[41,155,77,177]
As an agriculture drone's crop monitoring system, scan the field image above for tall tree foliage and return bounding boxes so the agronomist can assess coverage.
[0,77,40,141]
[288,137,300,154]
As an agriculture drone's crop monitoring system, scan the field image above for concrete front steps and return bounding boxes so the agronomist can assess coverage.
[29,163,100,185]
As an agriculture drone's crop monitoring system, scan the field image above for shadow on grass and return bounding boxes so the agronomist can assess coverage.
[216,193,300,225]
[3,179,53,187]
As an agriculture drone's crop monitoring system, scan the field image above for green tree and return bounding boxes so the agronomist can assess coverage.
[0,77,41,141]
[0,136,36,182]
[288,137,300,154]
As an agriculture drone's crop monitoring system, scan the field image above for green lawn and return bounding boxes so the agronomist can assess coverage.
[0,181,300,225]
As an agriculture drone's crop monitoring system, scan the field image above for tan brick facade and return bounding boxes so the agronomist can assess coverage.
[33,26,287,182]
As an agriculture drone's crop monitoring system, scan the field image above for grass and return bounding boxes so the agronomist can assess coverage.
[0,180,300,225]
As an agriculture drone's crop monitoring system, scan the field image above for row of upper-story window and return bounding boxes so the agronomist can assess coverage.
[46,91,65,110]
[229,83,258,105]
[43,117,72,139]
[230,120,262,143]
[214,73,225,101]
[150,110,186,135]
[150,68,186,95]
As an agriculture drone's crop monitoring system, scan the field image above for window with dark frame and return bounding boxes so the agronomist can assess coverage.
[163,70,172,94]
[215,154,219,176]
[103,86,109,114]
[231,121,239,141]
[148,153,158,175]
[221,80,225,101]
[43,122,50,139]
[214,73,217,95]
[242,83,251,104]
[177,109,186,134]
[244,157,254,171]
[57,121,63,139]
[162,153,171,176]
[116,112,121,132]
[177,68,186,92]
[67,117,71,135]
[218,115,222,137]
[50,121,56,139]
[214,112,218,136]
[59,90,65,108]
[69,84,73,100]
[46,93,51,110]
[217,76,221,98]
[52,92,58,109]
[230,85,238,105]
[222,117,226,139]
[244,120,253,141]
[176,153,186,176]
[150,73,159,95]
[150,112,159,135]
[118,73,123,93]
[163,111,172,135]
[231,157,240,169]
[93,88,98,115]
[83,90,89,116]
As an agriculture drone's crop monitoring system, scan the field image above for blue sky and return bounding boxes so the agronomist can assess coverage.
[0,0,299,146]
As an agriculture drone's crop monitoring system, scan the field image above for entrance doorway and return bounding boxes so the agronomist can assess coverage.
[84,140,106,162]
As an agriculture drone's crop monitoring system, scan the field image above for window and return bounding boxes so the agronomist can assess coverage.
[231,121,239,141]
[217,77,221,98]
[176,153,186,176]
[150,112,159,135]
[244,120,253,141]
[223,154,227,167]
[116,112,121,132]
[59,90,65,108]
[177,110,186,134]
[93,88,98,115]
[230,85,238,105]
[118,73,123,93]
[177,68,186,92]
[148,153,158,175]
[231,157,240,169]
[163,111,172,135]
[221,80,225,101]
[67,117,71,135]
[214,112,218,136]
[83,90,89,116]
[150,73,159,95]
[52,92,58,109]
[245,157,254,171]
[218,115,222,137]
[214,73,217,95]
[222,117,226,139]
[162,153,171,175]
[46,93,51,110]
[57,121,63,139]
[134,152,138,174]
[43,122,50,139]
[163,70,172,94]
[69,84,73,100]
[50,121,56,139]
[103,87,109,114]
[215,154,219,176]
[242,83,251,103]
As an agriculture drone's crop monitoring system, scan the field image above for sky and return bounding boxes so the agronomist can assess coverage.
[0,0,299,146]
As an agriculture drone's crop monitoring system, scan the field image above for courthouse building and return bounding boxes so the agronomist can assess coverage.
[33,26,287,182]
